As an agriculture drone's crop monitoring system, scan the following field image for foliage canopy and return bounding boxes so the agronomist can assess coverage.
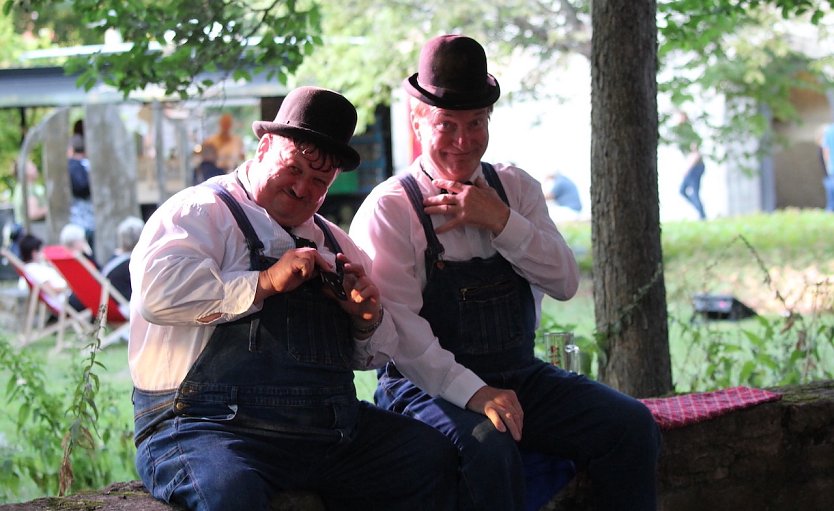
[1,1,833,137]
[3,0,323,98]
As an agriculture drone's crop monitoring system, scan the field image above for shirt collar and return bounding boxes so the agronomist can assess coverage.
[416,160,483,192]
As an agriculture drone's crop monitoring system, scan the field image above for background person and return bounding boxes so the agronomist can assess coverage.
[101,215,145,301]
[12,158,49,241]
[202,112,245,172]
[60,222,99,313]
[12,159,48,224]
[819,122,834,211]
[130,86,458,511]
[350,34,660,511]
[59,223,96,263]
[192,142,225,185]
[67,132,96,250]
[543,170,582,223]
[673,112,707,220]
[17,233,67,297]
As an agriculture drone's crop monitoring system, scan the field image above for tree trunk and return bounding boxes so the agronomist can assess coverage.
[590,0,672,397]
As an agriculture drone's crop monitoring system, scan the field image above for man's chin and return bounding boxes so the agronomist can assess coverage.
[268,205,311,227]
[443,162,480,180]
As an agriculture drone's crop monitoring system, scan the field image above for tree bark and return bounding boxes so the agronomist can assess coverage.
[590,0,672,397]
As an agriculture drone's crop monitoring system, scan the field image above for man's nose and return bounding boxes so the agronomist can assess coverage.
[291,179,311,199]
[453,131,471,149]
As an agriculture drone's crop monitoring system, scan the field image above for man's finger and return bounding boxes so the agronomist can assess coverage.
[484,408,507,434]
[503,411,523,441]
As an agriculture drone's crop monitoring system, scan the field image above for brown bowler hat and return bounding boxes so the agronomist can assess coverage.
[403,34,500,110]
[252,86,360,171]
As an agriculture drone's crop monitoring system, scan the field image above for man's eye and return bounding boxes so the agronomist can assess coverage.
[435,122,454,133]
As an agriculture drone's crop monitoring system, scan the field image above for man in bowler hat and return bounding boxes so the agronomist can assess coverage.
[129,86,458,511]
[350,35,660,510]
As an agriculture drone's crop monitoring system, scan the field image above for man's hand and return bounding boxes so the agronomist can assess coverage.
[256,247,328,301]
[466,385,524,441]
[336,252,382,326]
[423,177,510,235]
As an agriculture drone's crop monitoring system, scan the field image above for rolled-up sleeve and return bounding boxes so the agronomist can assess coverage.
[132,191,261,327]
[491,164,579,300]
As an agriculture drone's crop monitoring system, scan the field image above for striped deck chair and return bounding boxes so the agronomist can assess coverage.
[0,247,92,352]
[42,244,130,349]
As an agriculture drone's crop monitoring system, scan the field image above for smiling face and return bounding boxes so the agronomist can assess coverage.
[247,134,341,228]
[412,102,490,182]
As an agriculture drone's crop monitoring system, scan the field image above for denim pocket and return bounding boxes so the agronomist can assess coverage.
[456,278,524,355]
[136,428,188,503]
[285,289,353,368]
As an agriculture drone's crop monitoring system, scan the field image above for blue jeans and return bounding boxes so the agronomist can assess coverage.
[377,362,660,511]
[680,160,706,219]
[134,388,459,511]
[824,174,834,211]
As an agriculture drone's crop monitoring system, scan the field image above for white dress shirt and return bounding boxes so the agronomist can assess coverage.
[129,165,397,391]
[349,161,579,409]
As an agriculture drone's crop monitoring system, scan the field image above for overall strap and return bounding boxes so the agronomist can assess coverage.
[481,162,509,206]
[206,183,265,270]
[399,174,445,267]
[313,214,345,273]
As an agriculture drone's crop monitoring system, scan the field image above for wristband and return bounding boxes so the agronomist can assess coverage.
[353,307,384,336]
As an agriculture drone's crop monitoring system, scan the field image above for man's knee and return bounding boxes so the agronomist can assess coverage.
[621,398,661,459]
[416,426,460,472]
[186,468,272,511]
[467,420,522,470]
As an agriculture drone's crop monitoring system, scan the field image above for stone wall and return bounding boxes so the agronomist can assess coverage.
[549,380,834,510]
[2,381,832,511]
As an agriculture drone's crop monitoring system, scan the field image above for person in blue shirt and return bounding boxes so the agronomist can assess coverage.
[545,170,582,214]
[819,123,834,211]
[544,171,583,223]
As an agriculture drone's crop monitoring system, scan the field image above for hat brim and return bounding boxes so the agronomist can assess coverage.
[252,122,361,172]
[403,73,500,110]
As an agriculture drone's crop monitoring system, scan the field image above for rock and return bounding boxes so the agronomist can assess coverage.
[4,381,833,511]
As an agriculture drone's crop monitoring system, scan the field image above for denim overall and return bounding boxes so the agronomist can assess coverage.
[133,185,459,511]
[375,164,660,511]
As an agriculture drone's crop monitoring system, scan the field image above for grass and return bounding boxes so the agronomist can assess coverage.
[0,332,136,503]
[550,208,834,390]
[1,209,833,502]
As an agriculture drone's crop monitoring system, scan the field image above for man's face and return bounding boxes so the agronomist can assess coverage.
[248,135,340,227]
[413,106,490,182]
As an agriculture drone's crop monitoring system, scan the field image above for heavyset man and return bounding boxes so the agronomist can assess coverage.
[129,86,458,511]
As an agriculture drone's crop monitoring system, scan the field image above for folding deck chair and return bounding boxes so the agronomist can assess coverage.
[42,244,130,349]
[0,247,92,352]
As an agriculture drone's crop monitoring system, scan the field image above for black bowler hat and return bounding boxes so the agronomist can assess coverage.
[252,86,361,171]
[403,34,500,110]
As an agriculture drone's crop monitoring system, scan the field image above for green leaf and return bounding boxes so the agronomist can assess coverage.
[739,360,756,382]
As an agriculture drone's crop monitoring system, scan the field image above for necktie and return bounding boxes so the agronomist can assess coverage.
[290,233,346,301]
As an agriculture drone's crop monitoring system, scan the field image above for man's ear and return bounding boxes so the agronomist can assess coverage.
[410,114,422,143]
[255,134,271,161]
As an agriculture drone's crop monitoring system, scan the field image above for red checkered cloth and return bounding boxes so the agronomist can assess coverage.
[639,386,782,430]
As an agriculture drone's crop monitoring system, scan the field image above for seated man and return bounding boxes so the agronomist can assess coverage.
[60,223,98,312]
[130,86,458,511]
[100,216,145,301]
[350,35,660,511]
